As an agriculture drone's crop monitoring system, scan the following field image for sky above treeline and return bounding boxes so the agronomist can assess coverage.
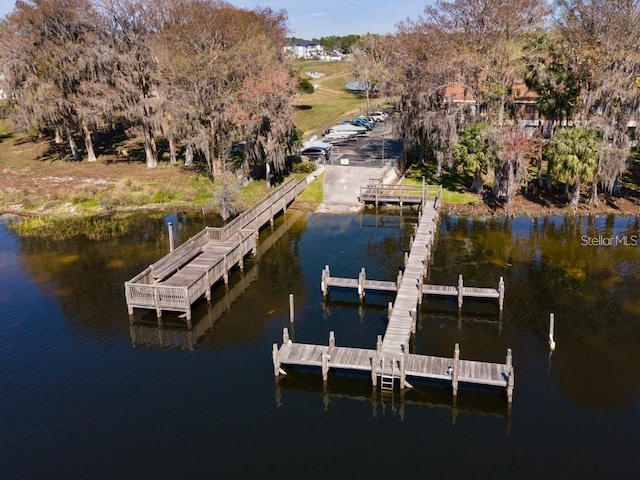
[0,0,432,40]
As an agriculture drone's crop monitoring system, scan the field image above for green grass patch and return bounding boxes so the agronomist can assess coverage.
[8,214,139,240]
[296,172,324,204]
[237,179,270,207]
[402,164,482,205]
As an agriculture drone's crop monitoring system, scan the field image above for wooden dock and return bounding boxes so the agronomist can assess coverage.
[125,177,308,325]
[129,210,305,350]
[321,267,504,310]
[273,190,515,403]
[359,183,442,207]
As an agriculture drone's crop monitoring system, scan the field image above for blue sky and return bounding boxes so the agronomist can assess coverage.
[0,1,431,39]
[225,0,431,39]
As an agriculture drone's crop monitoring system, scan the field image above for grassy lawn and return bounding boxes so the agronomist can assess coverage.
[294,60,375,136]
[402,163,482,205]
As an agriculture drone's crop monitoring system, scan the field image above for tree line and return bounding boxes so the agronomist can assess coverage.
[352,0,640,206]
[0,0,297,179]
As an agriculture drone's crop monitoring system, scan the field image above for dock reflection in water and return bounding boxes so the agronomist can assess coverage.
[274,372,512,431]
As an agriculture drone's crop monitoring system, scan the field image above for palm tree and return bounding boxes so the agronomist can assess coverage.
[546,127,600,206]
[454,123,495,193]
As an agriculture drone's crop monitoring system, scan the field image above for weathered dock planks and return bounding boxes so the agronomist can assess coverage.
[273,187,515,404]
[125,177,309,325]
[321,268,504,310]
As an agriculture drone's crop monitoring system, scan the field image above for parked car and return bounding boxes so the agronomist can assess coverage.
[300,145,331,160]
[369,111,388,122]
[351,117,374,130]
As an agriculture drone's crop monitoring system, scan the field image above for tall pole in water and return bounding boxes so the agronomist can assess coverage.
[168,222,174,252]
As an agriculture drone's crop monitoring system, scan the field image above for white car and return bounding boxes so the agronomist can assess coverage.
[369,111,388,122]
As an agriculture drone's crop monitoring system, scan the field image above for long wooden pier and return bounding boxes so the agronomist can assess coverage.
[125,176,309,325]
[272,190,515,403]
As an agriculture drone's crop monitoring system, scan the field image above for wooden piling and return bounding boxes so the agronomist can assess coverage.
[272,343,280,377]
[549,313,556,351]
[358,267,366,301]
[404,252,409,267]
[283,327,290,344]
[388,301,393,320]
[289,293,295,323]
[321,351,329,382]
[396,270,403,289]
[321,265,329,297]
[168,222,174,253]
[457,274,464,309]
[410,308,417,335]
[498,276,505,310]
[506,348,514,403]
[371,355,378,386]
[376,334,382,353]
[329,331,335,347]
[452,343,460,397]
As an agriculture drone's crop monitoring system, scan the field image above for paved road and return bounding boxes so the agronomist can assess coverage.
[312,118,403,213]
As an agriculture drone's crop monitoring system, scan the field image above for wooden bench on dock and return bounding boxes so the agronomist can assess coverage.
[150,240,203,282]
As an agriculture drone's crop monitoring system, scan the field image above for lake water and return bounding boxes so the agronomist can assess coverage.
[1,209,638,479]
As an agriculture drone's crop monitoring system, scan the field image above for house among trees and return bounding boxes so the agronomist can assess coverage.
[284,40,325,59]
[444,81,541,134]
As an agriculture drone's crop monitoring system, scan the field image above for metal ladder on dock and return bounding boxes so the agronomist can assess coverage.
[380,357,397,392]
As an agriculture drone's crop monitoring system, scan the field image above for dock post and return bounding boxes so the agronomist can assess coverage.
[506,348,514,403]
[282,327,290,344]
[167,222,174,252]
[417,277,423,305]
[457,274,464,310]
[498,276,505,310]
[396,270,403,289]
[321,265,329,297]
[289,294,295,323]
[410,308,417,335]
[452,343,460,397]
[549,313,556,351]
[410,235,414,249]
[400,345,408,389]
[321,351,329,383]
[388,301,393,320]
[154,287,163,325]
[272,343,281,377]
[404,252,409,267]
[358,267,366,301]
[371,355,378,387]
[329,331,335,347]
[377,334,382,353]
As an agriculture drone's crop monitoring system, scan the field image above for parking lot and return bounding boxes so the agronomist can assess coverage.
[324,120,403,168]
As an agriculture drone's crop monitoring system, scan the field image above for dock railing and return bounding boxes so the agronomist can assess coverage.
[126,175,309,322]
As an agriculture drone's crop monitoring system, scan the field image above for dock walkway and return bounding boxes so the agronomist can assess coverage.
[125,176,309,325]
[273,187,515,403]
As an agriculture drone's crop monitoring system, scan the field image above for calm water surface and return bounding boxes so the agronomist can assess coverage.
[1,210,638,479]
